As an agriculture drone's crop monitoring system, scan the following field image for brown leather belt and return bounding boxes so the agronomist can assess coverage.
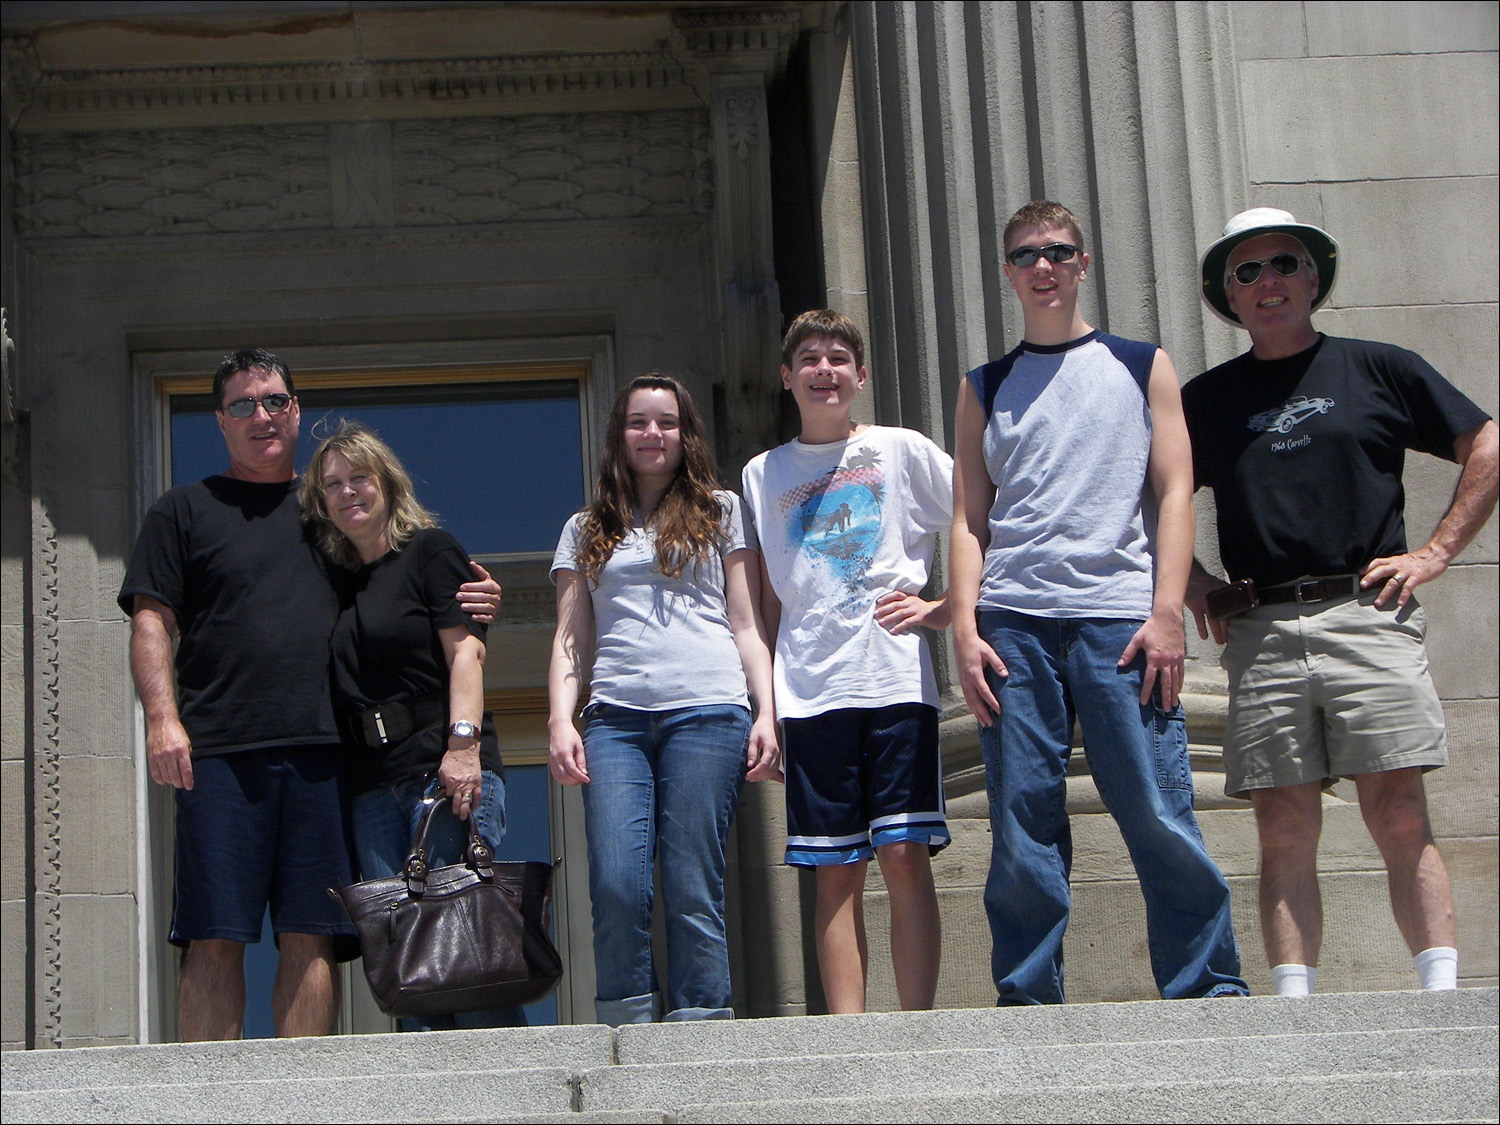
[1255,575,1361,606]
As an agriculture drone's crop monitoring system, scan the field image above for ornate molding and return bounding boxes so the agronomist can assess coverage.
[16,212,712,266]
[331,122,395,229]
[3,43,704,132]
[670,6,803,78]
[1,309,15,425]
[33,500,63,1047]
[723,90,760,161]
[1,35,40,129]
[12,110,712,239]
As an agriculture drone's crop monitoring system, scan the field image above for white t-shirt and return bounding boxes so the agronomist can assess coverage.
[741,426,953,719]
[550,491,755,711]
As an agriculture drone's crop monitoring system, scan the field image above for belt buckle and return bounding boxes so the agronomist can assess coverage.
[1293,579,1321,604]
[372,706,390,745]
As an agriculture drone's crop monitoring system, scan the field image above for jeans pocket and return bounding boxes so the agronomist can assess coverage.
[1151,704,1193,792]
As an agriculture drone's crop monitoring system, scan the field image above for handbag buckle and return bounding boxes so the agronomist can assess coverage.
[468,838,495,879]
[405,851,429,895]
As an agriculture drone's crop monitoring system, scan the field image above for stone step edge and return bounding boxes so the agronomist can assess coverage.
[12,1025,1492,1099]
[9,1065,1491,1125]
[655,1066,1500,1124]
[6,990,1494,1091]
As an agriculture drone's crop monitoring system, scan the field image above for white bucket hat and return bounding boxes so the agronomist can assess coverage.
[1200,207,1339,328]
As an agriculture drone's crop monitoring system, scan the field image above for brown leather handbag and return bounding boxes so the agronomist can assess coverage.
[330,798,563,1017]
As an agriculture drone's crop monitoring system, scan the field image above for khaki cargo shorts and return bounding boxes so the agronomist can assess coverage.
[1220,591,1447,799]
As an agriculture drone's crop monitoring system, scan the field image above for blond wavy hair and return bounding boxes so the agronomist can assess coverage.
[299,420,437,570]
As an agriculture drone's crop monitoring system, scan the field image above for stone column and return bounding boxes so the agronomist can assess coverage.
[672,8,799,481]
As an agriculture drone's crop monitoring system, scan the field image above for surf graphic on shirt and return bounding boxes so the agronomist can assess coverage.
[775,445,885,612]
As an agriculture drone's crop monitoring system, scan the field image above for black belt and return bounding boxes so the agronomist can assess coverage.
[1255,575,1361,606]
[347,695,447,749]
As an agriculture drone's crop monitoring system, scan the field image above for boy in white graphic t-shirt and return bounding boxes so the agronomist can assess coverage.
[741,309,952,1014]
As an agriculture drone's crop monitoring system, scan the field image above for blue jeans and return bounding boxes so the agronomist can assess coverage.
[581,703,751,1025]
[351,771,528,1031]
[978,610,1246,1005]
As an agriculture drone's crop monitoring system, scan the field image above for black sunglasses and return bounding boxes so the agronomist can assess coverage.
[1006,242,1080,268]
[1230,253,1309,286]
[222,393,293,419]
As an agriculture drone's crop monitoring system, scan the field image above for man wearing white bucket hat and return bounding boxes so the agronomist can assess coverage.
[1182,207,1498,995]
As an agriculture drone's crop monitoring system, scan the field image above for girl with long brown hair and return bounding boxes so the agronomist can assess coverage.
[548,374,779,1024]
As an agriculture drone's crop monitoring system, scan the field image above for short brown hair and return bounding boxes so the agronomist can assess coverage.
[1003,200,1085,255]
[781,309,865,372]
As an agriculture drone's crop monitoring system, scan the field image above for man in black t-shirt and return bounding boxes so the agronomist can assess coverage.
[120,349,500,1039]
[1182,208,1498,997]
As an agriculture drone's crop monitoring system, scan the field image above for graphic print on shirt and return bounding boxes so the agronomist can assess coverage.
[1247,395,1335,435]
[775,445,885,612]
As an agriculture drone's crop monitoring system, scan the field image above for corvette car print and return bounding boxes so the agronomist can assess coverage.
[1248,395,1335,434]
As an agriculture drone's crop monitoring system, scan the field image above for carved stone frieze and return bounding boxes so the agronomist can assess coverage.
[3,41,704,132]
[331,122,395,229]
[11,110,711,238]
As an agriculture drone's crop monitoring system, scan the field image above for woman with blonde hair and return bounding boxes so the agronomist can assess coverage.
[549,374,779,1025]
[301,420,522,1030]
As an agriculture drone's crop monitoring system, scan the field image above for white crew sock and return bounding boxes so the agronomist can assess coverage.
[1414,946,1458,991]
[1269,963,1317,997]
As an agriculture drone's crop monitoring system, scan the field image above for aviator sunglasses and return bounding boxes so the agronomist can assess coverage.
[222,392,293,418]
[1006,242,1080,268]
[1229,253,1310,286]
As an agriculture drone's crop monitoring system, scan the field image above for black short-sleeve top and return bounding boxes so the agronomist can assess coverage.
[1182,336,1491,587]
[117,476,342,755]
[328,527,501,790]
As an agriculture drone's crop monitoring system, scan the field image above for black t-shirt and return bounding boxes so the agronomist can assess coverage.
[1182,336,1490,587]
[329,527,501,791]
[118,476,343,755]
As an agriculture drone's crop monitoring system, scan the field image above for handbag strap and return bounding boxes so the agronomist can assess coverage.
[404,794,495,895]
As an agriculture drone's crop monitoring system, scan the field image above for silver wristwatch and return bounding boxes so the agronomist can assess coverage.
[449,720,479,740]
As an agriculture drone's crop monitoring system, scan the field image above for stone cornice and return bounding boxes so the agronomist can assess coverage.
[670,5,803,79]
[3,5,814,133]
[3,42,706,132]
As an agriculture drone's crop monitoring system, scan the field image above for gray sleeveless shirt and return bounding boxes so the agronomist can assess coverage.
[967,330,1158,619]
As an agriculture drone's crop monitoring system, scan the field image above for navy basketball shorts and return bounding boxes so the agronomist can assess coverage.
[780,703,949,866]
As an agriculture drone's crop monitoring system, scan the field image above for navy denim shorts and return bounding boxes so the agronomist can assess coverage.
[171,745,359,960]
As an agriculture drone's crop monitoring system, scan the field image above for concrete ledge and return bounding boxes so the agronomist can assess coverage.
[614,988,1497,1063]
[2,990,1493,1124]
[673,1068,1499,1124]
[0,1024,614,1091]
[586,1026,1495,1112]
[0,1066,580,1124]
